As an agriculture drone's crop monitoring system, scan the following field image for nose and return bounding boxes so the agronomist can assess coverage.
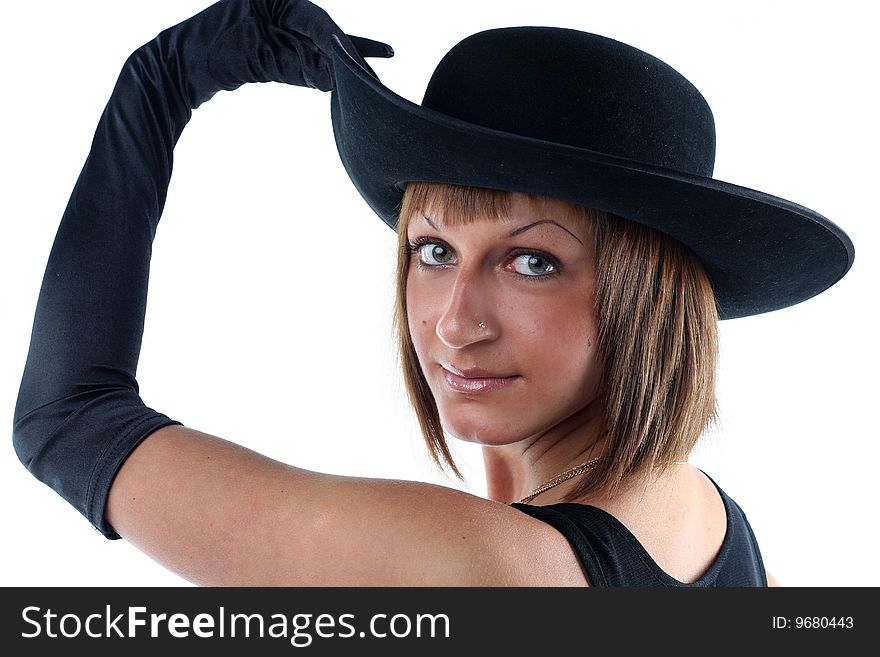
[435,269,499,349]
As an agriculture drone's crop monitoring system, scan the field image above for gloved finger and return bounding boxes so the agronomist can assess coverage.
[347,35,394,59]
[327,33,385,85]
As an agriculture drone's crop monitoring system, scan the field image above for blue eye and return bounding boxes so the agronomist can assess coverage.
[511,253,556,276]
[418,242,453,265]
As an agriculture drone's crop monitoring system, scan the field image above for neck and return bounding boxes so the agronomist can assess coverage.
[482,400,606,505]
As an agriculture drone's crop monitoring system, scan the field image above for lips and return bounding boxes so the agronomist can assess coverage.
[440,364,520,394]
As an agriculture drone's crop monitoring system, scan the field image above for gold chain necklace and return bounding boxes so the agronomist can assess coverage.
[516,456,601,504]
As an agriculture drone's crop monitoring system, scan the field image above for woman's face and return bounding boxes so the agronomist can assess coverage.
[406,192,601,445]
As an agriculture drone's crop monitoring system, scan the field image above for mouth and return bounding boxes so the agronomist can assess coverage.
[439,364,520,394]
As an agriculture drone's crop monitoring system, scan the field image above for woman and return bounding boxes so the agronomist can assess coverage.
[11,0,853,586]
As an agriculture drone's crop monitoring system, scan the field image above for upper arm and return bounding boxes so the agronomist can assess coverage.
[766,569,780,587]
[107,425,588,586]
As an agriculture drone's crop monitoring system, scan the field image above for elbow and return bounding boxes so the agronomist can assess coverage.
[12,382,182,538]
[12,388,51,476]
[12,390,78,491]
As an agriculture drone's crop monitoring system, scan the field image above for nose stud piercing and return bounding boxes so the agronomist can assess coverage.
[478,322,486,329]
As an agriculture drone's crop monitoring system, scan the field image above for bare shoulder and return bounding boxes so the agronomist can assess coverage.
[107,425,589,586]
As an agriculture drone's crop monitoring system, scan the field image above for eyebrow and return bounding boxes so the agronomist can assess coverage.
[508,220,584,245]
[418,214,583,246]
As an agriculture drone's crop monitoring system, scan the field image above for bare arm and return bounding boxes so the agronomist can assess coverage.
[107,424,587,586]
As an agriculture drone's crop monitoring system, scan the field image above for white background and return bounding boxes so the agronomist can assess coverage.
[1,1,877,587]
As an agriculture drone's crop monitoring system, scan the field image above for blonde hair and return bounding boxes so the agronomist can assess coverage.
[394,182,719,500]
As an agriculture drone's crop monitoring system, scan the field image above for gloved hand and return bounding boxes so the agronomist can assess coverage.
[159,0,393,107]
[12,0,392,539]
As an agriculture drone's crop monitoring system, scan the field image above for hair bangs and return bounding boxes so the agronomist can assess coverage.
[398,182,513,230]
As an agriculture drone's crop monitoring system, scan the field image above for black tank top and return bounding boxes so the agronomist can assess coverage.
[511,470,767,586]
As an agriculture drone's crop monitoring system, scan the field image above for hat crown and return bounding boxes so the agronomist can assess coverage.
[422,27,716,177]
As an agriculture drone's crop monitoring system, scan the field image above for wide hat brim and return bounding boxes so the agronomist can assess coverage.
[329,37,854,320]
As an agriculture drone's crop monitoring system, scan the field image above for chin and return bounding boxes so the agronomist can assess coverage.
[439,407,527,446]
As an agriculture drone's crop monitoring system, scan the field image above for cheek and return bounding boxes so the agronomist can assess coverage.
[512,288,599,391]
[405,274,435,357]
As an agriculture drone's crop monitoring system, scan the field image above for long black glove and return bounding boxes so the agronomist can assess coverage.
[12,0,392,539]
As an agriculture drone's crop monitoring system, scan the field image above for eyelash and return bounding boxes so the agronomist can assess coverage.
[406,236,440,255]
[406,237,562,281]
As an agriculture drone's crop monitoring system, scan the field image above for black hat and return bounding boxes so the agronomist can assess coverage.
[329,27,854,319]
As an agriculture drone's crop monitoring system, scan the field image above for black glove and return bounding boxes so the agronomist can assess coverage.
[12,0,392,539]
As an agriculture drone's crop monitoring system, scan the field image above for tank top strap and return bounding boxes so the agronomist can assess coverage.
[511,469,767,586]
